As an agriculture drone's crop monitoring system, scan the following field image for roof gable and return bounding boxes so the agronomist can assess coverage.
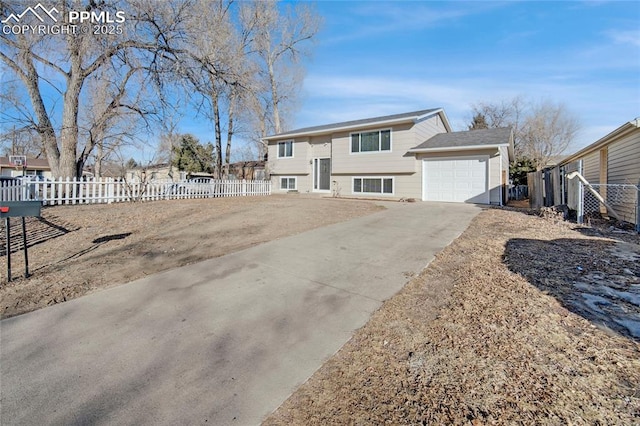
[264,108,448,140]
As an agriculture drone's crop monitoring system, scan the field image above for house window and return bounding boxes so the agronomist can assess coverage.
[353,177,393,195]
[350,129,391,153]
[280,176,297,190]
[277,141,294,158]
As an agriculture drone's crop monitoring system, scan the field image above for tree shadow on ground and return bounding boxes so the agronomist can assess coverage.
[0,216,78,256]
[503,237,640,342]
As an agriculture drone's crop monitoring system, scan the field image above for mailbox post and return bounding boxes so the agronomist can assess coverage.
[1,201,42,282]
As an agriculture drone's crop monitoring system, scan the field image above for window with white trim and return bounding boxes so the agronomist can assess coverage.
[353,177,393,195]
[277,140,294,158]
[280,176,297,190]
[350,129,391,153]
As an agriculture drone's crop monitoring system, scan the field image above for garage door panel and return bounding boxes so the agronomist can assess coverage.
[423,156,489,204]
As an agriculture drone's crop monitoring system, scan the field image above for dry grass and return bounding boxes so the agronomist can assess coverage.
[264,208,640,425]
[0,196,382,318]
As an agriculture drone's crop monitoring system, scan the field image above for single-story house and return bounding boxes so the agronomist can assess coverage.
[559,117,640,224]
[263,108,514,205]
[0,156,53,179]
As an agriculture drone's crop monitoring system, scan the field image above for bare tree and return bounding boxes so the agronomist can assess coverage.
[520,101,580,170]
[81,63,150,177]
[179,0,258,178]
[0,0,193,178]
[470,96,525,154]
[243,0,321,135]
[154,107,186,181]
[177,0,225,177]
[0,126,44,158]
[469,96,580,170]
[0,78,44,156]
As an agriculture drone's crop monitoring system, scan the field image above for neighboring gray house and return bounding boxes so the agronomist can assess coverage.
[263,108,514,205]
[560,117,640,224]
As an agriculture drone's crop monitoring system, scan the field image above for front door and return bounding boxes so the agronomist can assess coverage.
[313,158,331,191]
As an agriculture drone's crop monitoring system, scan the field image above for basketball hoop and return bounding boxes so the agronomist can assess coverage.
[8,155,27,172]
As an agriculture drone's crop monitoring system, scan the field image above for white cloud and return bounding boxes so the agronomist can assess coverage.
[605,29,640,47]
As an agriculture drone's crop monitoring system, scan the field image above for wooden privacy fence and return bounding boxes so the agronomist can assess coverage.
[527,165,571,209]
[0,177,271,205]
[528,160,639,231]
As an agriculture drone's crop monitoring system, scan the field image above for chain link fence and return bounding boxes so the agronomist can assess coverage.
[582,183,640,230]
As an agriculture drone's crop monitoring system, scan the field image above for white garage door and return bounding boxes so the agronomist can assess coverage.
[422,156,489,203]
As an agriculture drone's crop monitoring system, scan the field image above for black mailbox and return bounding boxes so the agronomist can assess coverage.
[0,200,42,218]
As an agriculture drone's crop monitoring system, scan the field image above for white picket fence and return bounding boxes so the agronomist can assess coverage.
[0,177,271,206]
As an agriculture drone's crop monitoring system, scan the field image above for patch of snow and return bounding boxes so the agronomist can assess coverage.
[612,318,640,339]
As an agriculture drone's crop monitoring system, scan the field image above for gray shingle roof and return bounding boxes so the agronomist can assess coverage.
[266,108,440,139]
[411,127,512,150]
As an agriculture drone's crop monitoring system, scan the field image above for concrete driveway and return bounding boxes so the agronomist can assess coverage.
[1,201,480,425]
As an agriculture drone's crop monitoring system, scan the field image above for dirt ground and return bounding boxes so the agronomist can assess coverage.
[0,195,382,319]
[3,197,639,423]
[264,207,640,425]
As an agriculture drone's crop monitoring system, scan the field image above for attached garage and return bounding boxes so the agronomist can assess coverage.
[409,128,514,205]
[422,156,489,203]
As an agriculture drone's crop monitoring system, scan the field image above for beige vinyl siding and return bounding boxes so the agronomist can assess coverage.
[269,137,311,193]
[416,149,503,204]
[582,151,600,184]
[608,130,640,185]
[272,174,312,193]
[607,129,640,224]
[500,145,510,202]
[413,114,446,144]
[488,151,502,204]
[500,146,509,175]
[332,122,417,174]
[569,127,639,224]
[308,135,332,159]
[268,138,310,175]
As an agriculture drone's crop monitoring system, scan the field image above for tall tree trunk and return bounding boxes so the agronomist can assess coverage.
[95,142,104,178]
[18,56,61,176]
[224,88,237,179]
[59,80,81,178]
[267,58,281,134]
[212,87,223,179]
[60,41,84,179]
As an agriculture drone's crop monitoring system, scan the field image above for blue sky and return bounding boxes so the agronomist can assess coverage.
[238,0,638,154]
[2,1,638,162]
